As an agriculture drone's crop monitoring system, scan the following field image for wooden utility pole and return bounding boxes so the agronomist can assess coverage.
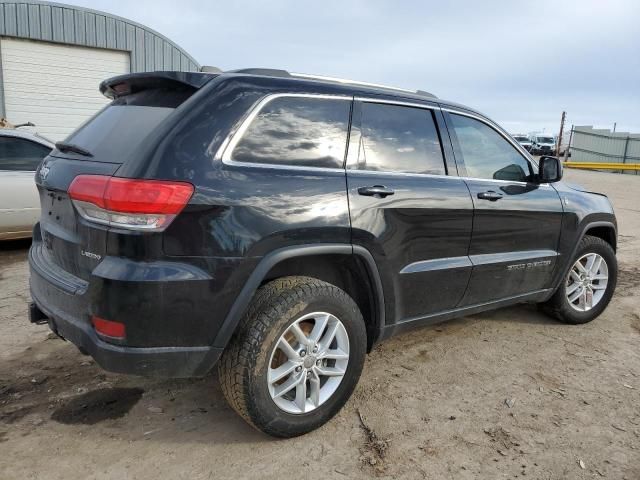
[556,111,566,157]
[564,125,574,162]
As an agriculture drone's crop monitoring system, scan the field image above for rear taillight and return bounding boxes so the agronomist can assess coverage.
[68,175,194,231]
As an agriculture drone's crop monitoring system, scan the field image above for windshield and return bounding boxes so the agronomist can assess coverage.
[538,137,554,143]
[514,136,529,142]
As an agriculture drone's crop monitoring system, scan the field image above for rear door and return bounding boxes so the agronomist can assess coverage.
[346,99,473,323]
[443,110,563,305]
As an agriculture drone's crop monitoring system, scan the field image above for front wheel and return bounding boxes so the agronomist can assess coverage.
[218,276,367,437]
[541,235,617,324]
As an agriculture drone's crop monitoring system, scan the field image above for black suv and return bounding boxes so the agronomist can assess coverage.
[29,69,618,437]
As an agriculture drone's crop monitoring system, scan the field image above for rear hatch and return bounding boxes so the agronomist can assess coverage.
[34,72,214,282]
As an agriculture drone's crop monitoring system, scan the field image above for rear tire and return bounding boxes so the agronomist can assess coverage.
[218,276,367,437]
[541,235,617,324]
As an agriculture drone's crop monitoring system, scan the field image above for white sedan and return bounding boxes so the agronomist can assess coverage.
[0,129,53,240]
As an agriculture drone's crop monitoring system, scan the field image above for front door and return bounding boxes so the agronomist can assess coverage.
[346,100,474,323]
[444,111,564,305]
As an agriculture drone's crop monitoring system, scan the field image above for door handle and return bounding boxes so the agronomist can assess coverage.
[477,190,503,201]
[358,185,395,198]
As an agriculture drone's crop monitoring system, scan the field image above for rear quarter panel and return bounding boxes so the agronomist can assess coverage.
[125,75,355,258]
[113,76,353,347]
[164,167,351,258]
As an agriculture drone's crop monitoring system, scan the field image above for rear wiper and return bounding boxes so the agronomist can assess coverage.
[55,142,93,157]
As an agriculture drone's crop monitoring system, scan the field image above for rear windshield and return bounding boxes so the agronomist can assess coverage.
[60,88,190,163]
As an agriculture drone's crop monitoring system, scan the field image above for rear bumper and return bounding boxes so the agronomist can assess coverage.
[28,237,227,377]
[29,297,222,377]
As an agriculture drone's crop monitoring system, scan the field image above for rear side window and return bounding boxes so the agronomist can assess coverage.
[230,96,351,169]
[449,113,532,182]
[0,136,51,171]
[354,102,445,175]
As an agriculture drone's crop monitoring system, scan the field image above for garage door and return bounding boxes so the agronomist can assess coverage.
[1,37,129,141]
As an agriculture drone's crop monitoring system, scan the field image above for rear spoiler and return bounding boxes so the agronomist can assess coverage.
[99,71,217,99]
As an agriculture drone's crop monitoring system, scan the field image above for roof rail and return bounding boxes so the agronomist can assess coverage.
[228,68,291,77]
[226,67,437,99]
[200,65,223,73]
[415,89,437,99]
[290,72,437,99]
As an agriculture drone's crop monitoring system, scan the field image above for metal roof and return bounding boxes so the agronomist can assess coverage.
[0,1,200,72]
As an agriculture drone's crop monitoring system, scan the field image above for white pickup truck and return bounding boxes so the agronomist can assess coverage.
[0,128,53,240]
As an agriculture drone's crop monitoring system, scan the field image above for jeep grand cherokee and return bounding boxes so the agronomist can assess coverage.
[28,69,617,437]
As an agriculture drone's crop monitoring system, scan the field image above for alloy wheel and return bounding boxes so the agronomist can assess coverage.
[566,253,609,312]
[267,312,349,414]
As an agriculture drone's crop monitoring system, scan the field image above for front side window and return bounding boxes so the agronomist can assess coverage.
[355,102,445,175]
[0,136,51,171]
[449,114,532,182]
[230,96,351,169]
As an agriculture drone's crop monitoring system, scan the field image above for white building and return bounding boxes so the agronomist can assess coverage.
[0,0,199,140]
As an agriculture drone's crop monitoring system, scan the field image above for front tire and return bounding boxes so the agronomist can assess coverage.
[218,276,367,437]
[541,235,617,324]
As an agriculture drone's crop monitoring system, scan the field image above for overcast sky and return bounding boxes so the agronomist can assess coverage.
[70,0,640,135]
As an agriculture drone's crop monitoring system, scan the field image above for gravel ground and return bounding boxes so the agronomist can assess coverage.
[1,168,639,479]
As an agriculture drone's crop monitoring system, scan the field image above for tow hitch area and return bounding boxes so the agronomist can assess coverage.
[29,302,48,325]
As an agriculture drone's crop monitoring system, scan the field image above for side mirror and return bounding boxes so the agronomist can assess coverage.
[538,156,563,183]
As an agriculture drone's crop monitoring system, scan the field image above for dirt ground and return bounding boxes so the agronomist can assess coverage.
[1,168,639,480]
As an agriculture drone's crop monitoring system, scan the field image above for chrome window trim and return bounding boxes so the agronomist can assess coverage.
[442,108,554,187]
[355,96,438,111]
[216,92,353,172]
[347,168,463,181]
[350,97,448,177]
[214,93,551,187]
[441,106,540,170]
[459,175,552,188]
[348,170,550,187]
[441,107,534,158]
